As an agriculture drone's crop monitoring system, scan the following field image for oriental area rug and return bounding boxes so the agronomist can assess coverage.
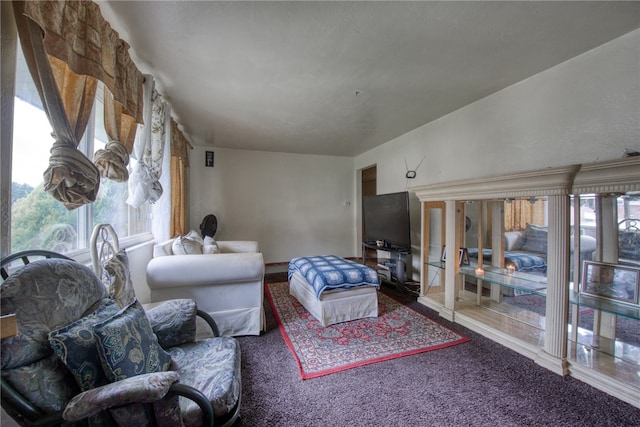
[266,281,469,379]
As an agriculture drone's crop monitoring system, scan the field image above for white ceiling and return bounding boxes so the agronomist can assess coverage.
[98,1,640,157]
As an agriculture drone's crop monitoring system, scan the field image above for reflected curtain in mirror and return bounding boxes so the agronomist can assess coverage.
[504,198,546,231]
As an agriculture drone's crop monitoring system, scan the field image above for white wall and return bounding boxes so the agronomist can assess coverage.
[355,29,640,279]
[185,30,639,275]
[355,29,640,184]
[189,148,356,264]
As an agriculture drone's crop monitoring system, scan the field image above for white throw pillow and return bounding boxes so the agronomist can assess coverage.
[172,230,204,255]
[203,236,220,254]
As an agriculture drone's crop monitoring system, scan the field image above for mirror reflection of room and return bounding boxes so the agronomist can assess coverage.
[614,194,640,268]
[583,263,637,302]
[576,193,640,275]
[502,197,549,279]
[466,197,549,281]
[462,197,550,324]
[573,193,640,352]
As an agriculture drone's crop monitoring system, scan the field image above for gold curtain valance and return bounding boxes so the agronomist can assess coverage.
[21,0,144,124]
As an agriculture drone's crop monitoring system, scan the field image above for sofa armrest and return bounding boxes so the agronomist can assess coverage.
[153,239,175,257]
[146,253,265,289]
[217,240,259,253]
[571,234,597,254]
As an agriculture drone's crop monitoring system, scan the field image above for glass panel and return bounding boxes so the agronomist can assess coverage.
[572,193,640,362]
[618,194,640,267]
[502,196,548,281]
[422,202,445,298]
[427,207,443,264]
[465,197,549,278]
[461,198,549,326]
[613,194,639,349]
[11,46,79,253]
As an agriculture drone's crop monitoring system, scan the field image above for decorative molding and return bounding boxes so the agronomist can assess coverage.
[572,157,640,195]
[411,165,579,201]
[411,157,640,202]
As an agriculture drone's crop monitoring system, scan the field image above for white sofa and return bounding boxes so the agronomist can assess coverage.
[504,228,597,260]
[146,238,265,336]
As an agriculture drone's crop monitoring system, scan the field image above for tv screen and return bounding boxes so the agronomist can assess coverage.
[363,191,411,250]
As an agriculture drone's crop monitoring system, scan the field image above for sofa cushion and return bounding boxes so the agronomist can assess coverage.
[521,223,548,254]
[93,299,172,382]
[168,336,241,424]
[2,354,80,413]
[504,231,526,251]
[172,230,204,255]
[203,236,220,254]
[48,299,121,391]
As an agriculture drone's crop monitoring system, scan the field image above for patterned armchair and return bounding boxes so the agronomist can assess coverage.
[1,251,241,427]
[619,218,640,264]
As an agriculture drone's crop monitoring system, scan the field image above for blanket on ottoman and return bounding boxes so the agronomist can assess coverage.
[467,248,547,273]
[288,255,379,299]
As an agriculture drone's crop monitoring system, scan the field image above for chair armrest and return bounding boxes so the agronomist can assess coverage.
[197,309,220,337]
[147,253,265,288]
[63,372,180,422]
[168,383,215,427]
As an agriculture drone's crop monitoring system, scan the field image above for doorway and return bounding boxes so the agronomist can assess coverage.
[361,165,377,262]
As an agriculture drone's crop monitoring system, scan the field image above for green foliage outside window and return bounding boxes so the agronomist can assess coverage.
[10,178,135,254]
[11,182,77,253]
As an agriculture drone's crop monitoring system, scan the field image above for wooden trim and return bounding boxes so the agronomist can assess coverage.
[1,314,17,339]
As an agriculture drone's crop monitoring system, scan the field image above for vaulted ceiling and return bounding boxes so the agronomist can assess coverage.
[98,1,640,157]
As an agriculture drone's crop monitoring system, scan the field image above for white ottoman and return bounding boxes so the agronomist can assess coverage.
[289,270,378,327]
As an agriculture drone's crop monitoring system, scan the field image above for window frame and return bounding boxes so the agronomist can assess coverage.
[2,21,154,260]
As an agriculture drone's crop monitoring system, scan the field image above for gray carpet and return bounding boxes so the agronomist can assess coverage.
[235,282,640,426]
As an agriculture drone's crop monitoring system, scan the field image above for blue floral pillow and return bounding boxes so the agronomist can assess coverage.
[48,299,120,391]
[93,299,172,382]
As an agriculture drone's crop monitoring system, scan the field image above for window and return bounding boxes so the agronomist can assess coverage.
[573,193,640,269]
[91,91,151,239]
[9,42,151,255]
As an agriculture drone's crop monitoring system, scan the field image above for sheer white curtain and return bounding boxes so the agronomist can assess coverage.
[127,76,169,208]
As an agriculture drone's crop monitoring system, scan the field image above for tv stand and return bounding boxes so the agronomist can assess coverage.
[362,242,410,285]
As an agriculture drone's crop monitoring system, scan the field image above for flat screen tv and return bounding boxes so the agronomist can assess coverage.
[363,191,411,250]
